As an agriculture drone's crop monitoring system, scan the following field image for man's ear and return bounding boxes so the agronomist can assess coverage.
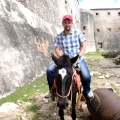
[70,54,79,65]
[51,53,58,65]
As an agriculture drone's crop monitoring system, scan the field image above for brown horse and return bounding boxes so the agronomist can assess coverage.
[51,53,83,120]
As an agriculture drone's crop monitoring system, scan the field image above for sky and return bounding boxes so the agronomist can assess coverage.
[78,0,120,9]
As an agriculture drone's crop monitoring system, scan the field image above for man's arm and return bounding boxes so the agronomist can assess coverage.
[55,46,63,57]
[79,42,87,57]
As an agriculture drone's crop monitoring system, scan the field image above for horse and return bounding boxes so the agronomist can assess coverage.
[51,53,85,120]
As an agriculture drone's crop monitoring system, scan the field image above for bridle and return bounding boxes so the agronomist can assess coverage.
[55,70,76,99]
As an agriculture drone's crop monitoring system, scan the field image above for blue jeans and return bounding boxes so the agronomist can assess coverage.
[46,59,91,94]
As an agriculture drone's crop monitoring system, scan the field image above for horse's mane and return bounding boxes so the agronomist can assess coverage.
[57,54,72,68]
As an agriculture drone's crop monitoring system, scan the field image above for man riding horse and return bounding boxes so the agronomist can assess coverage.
[45,15,94,102]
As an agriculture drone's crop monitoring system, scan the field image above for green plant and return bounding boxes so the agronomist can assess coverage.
[84,50,104,60]
[25,104,39,112]
[32,113,41,120]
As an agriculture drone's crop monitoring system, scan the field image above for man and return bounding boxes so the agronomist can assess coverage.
[45,15,94,101]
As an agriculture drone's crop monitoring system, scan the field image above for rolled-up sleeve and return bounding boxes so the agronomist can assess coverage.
[54,35,60,47]
[79,31,86,43]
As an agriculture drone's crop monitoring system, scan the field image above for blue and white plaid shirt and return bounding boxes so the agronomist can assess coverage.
[54,29,86,59]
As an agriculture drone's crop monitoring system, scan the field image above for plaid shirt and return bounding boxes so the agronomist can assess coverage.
[54,29,86,59]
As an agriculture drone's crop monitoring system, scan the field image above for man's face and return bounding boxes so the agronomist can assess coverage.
[62,19,73,31]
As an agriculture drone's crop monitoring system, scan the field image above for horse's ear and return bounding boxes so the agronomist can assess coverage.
[70,54,79,65]
[51,53,58,65]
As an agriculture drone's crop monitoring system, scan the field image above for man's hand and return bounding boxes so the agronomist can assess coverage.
[73,57,79,67]
[72,54,81,67]
[73,55,81,73]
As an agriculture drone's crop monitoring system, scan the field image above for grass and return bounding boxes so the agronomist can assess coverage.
[25,104,39,113]
[84,49,107,60]
[0,75,48,106]
[110,84,120,95]
[32,113,41,120]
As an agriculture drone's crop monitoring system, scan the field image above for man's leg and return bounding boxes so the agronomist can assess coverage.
[45,62,56,98]
[79,59,94,101]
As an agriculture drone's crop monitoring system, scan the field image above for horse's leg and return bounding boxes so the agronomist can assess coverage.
[59,107,64,120]
[51,87,55,101]
[71,92,77,120]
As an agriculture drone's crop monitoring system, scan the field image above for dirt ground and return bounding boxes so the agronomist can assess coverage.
[0,58,120,120]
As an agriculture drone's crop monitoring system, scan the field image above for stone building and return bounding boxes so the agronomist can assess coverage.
[79,8,120,51]
[91,8,120,50]
[80,9,96,53]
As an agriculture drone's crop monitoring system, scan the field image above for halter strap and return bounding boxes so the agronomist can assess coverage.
[55,69,76,98]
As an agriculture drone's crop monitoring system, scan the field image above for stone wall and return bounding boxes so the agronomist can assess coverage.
[0,0,80,97]
[16,0,80,28]
[80,9,96,52]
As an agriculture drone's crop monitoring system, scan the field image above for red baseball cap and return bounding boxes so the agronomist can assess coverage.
[62,15,73,22]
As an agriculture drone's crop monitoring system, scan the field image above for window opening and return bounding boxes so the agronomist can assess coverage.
[97,29,100,32]
[96,13,99,16]
[118,12,120,16]
[98,43,102,49]
[108,28,111,31]
[83,26,87,30]
[65,0,67,4]
[108,12,111,15]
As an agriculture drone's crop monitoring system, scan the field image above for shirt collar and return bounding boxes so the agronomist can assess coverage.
[62,29,73,35]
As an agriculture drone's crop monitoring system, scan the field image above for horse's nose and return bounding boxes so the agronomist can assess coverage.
[57,102,68,109]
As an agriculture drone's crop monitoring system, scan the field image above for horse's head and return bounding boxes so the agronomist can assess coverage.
[51,53,78,109]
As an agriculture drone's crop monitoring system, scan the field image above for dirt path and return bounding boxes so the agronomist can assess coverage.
[0,58,120,120]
